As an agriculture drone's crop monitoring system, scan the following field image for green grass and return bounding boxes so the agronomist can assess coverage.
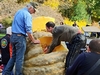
[0,33,6,38]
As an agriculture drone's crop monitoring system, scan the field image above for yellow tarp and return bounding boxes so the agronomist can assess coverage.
[53,41,68,52]
[32,16,55,32]
[39,37,68,53]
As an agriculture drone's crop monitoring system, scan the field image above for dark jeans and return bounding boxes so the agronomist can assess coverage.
[65,34,86,69]
[2,64,14,75]
[4,33,26,75]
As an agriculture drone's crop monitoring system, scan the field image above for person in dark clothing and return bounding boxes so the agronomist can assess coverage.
[72,21,79,29]
[60,22,64,25]
[66,39,100,75]
[45,21,86,69]
[0,27,13,75]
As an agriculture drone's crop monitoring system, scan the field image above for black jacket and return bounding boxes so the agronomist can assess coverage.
[0,34,11,65]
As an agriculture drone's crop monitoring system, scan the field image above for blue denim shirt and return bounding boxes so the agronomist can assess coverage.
[12,7,32,36]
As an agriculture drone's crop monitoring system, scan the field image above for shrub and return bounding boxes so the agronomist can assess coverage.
[2,17,12,28]
[43,0,60,9]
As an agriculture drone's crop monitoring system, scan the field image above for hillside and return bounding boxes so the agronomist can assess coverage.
[0,0,63,24]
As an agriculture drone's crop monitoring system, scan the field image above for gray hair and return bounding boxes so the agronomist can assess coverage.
[26,2,38,12]
[26,3,33,9]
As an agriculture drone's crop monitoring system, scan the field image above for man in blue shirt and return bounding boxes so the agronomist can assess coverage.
[4,2,40,75]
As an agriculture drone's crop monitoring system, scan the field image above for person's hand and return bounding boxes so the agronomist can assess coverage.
[44,47,48,53]
[32,39,40,44]
[86,45,91,52]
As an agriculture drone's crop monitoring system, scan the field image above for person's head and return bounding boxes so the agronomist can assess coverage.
[6,26,12,35]
[46,21,55,32]
[72,21,76,26]
[60,22,64,25]
[26,2,38,14]
[88,39,100,53]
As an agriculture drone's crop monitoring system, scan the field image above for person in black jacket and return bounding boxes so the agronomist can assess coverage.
[0,26,13,75]
[45,21,86,69]
[66,39,100,75]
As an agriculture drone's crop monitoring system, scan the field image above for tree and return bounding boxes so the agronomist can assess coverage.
[58,1,73,18]
[84,0,100,22]
[92,0,100,21]
[2,17,12,28]
[70,0,89,21]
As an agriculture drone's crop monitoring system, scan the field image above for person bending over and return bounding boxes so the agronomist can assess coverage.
[45,21,86,68]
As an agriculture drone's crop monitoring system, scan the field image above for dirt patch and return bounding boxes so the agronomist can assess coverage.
[0,0,63,24]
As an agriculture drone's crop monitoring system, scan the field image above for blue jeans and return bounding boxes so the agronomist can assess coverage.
[2,64,14,75]
[4,33,26,75]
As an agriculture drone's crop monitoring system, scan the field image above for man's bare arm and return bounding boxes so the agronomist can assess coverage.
[27,32,40,44]
[47,37,60,53]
